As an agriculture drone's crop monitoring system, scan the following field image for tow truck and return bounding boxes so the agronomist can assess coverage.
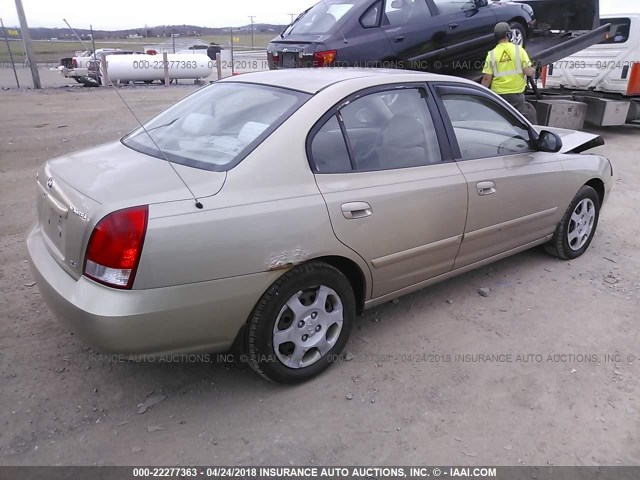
[537,1,640,126]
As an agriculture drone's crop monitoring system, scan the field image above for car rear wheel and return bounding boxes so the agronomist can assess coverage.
[545,185,600,260]
[509,22,527,47]
[247,262,355,384]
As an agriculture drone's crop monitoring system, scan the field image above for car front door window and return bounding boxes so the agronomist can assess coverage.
[440,94,534,160]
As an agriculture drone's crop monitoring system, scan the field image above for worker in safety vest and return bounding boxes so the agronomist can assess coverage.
[481,22,536,122]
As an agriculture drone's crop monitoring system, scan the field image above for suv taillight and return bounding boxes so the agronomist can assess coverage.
[72,58,78,68]
[313,50,337,68]
[84,206,148,289]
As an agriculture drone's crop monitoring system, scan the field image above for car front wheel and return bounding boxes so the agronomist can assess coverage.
[545,185,601,260]
[247,262,355,384]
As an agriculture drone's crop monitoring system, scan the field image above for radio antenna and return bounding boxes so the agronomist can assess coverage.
[320,0,349,45]
[62,19,204,210]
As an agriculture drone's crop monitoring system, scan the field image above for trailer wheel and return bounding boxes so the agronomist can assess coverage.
[509,22,527,47]
[78,76,100,88]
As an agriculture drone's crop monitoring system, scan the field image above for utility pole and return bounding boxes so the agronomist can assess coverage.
[248,15,255,50]
[288,13,297,24]
[14,0,41,89]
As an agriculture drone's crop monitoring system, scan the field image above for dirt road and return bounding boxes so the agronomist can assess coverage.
[1,86,639,466]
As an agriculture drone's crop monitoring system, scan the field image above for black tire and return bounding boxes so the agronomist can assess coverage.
[545,185,600,260]
[247,262,355,384]
[78,76,100,87]
[509,21,528,47]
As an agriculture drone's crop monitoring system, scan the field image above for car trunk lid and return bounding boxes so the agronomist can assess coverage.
[37,141,226,279]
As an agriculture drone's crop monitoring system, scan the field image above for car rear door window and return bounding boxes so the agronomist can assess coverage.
[309,88,443,173]
[341,89,442,170]
[384,0,432,26]
[440,94,534,160]
[361,0,383,28]
[311,115,353,173]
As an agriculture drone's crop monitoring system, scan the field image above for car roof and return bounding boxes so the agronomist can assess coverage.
[221,68,462,94]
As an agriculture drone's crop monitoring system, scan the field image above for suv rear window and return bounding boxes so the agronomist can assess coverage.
[601,18,631,44]
[123,83,310,171]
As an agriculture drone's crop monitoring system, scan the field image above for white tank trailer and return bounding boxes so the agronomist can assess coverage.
[103,54,214,83]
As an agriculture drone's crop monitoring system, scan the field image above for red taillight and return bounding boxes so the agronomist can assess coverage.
[270,51,280,67]
[72,58,78,68]
[84,206,148,289]
[313,50,337,68]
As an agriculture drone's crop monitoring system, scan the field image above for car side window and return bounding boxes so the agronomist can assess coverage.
[340,89,442,170]
[432,0,478,15]
[361,1,383,28]
[311,115,353,173]
[384,0,431,26]
[440,93,534,160]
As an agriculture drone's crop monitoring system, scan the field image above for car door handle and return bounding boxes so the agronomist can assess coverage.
[449,23,459,30]
[393,35,406,43]
[341,202,373,219]
[477,181,496,196]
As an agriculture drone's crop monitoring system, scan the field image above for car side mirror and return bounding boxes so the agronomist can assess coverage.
[538,130,563,153]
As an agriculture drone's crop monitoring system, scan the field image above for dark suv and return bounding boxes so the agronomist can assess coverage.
[267,0,535,71]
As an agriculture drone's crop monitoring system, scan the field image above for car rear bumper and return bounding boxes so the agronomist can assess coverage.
[27,224,281,356]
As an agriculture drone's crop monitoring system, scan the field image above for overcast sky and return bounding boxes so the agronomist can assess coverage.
[0,0,318,29]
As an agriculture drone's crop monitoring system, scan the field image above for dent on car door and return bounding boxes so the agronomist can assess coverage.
[310,86,468,299]
[433,85,566,268]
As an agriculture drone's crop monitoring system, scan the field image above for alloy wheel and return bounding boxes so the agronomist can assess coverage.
[567,198,596,251]
[272,285,344,369]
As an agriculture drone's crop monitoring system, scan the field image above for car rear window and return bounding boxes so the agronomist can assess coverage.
[122,83,310,171]
[284,0,355,35]
[600,18,631,44]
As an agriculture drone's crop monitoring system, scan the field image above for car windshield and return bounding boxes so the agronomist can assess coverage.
[284,0,356,35]
[122,83,310,171]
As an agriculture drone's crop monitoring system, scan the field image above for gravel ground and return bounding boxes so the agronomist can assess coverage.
[0,86,639,467]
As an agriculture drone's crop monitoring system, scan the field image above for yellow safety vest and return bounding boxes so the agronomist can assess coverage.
[483,43,530,95]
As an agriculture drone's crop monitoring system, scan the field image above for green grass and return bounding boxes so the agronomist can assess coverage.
[0,33,275,64]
